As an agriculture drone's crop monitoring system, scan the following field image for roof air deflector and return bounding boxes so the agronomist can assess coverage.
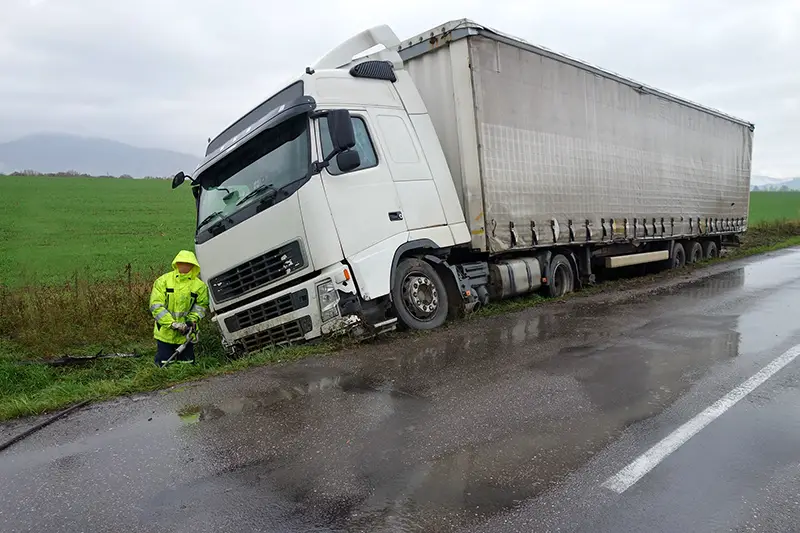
[313,25,403,70]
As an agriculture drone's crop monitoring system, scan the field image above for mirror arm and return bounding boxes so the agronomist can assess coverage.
[311,161,327,174]
[311,148,342,174]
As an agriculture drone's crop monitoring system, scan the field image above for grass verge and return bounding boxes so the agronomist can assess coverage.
[2,221,799,422]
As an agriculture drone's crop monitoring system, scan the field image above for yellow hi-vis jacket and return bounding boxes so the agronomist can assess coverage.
[149,250,210,344]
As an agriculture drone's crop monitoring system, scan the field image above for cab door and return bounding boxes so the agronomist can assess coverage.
[317,111,407,258]
[370,108,447,231]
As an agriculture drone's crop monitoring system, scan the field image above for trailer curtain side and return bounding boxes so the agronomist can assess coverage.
[402,21,754,254]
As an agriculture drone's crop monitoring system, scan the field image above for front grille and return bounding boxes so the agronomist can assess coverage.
[210,241,305,303]
[240,316,312,352]
[224,289,309,333]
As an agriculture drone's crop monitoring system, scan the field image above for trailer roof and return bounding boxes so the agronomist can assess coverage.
[397,19,754,130]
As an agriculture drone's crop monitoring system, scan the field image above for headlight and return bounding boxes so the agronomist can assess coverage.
[316,279,340,322]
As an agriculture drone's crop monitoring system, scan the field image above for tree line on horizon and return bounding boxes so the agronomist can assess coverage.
[3,169,170,180]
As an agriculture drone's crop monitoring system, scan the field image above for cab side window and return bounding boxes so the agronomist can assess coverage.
[319,116,378,175]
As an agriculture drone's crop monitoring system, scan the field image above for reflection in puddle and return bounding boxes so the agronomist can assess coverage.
[178,412,200,424]
[188,267,753,426]
[164,263,766,532]
[740,250,800,290]
[179,372,414,424]
[177,404,201,424]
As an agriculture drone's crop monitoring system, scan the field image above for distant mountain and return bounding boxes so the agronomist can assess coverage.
[0,133,200,178]
[751,175,788,188]
[751,175,800,192]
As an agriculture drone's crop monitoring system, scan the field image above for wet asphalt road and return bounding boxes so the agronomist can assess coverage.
[3,250,800,533]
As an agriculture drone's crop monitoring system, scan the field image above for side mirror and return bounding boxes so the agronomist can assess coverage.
[327,110,355,152]
[172,171,187,189]
[336,151,361,173]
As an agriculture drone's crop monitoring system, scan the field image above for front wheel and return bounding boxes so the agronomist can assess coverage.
[392,258,449,330]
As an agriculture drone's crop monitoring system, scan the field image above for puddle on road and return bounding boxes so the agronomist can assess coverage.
[175,371,417,425]
[178,412,200,424]
[157,258,800,532]
[536,314,741,414]
[177,404,202,424]
[738,249,800,290]
[183,263,757,428]
[162,403,627,533]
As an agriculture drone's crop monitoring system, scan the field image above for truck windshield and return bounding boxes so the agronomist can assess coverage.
[196,114,310,234]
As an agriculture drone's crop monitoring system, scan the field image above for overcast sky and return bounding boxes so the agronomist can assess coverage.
[2,0,798,177]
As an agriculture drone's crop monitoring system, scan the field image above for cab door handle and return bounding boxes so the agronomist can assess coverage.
[388,211,403,221]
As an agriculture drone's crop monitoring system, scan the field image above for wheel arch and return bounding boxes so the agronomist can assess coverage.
[389,239,443,302]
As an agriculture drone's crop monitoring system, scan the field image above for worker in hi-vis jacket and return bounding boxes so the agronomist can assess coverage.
[148,250,209,366]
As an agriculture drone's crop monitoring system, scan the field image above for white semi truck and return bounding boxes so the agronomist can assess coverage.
[172,20,754,354]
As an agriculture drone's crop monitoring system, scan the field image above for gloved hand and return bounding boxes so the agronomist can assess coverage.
[170,322,190,335]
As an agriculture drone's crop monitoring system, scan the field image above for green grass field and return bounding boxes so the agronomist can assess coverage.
[0,175,196,287]
[748,191,800,224]
[1,175,797,287]
[1,175,799,421]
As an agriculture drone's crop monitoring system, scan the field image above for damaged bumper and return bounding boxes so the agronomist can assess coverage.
[213,262,359,353]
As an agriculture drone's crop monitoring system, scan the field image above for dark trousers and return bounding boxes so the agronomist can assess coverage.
[155,340,195,365]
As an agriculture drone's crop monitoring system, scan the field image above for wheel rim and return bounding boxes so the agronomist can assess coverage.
[401,272,439,322]
[708,246,718,258]
[553,263,569,297]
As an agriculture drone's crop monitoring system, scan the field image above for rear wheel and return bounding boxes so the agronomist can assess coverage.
[392,258,449,330]
[702,240,719,259]
[671,242,686,269]
[548,254,575,298]
[687,241,703,264]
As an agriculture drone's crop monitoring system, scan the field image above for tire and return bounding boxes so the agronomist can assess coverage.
[671,242,686,269]
[702,240,719,260]
[548,254,575,298]
[687,241,703,264]
[392,258,449,330]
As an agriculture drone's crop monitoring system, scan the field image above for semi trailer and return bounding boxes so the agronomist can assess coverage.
[172,19,754,354]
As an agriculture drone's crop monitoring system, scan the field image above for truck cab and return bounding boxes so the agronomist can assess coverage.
[178,26,472,354]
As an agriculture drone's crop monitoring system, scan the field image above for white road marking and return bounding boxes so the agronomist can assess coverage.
[602,343,800,494]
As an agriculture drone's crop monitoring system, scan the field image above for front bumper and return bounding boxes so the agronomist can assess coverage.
[213,262,356,353]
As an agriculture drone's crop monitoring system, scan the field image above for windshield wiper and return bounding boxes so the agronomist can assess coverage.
[247,176,310,210]
[197,210,236,235]
[234,177,308,210]
[197,210,223,230]
[236,183,277,207]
